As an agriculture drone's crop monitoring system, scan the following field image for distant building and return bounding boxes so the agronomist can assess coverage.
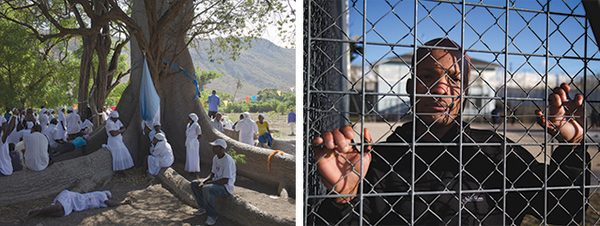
[350,52,502,121]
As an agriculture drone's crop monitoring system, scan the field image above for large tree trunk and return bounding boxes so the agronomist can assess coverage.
[77,34,95,122]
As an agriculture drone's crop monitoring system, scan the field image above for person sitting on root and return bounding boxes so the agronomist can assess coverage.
[24,190,131,221]
[256,114,273,148]
[234,112,258,146]
[146,133,174,175]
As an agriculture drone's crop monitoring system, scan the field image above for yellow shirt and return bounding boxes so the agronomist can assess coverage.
[256,120,269,136]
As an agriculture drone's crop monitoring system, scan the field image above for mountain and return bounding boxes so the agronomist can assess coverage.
[190,38,295,100]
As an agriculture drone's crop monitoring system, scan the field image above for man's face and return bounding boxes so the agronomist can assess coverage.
[412,49,466,126]
[212,145,224,156]
[154,125,161,131]
[215,114,222,121]
[111,117,118,122]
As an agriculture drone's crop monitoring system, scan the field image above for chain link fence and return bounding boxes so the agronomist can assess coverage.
[304,0,600,225]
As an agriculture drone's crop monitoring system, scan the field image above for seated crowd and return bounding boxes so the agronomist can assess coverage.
[0,106,103,175]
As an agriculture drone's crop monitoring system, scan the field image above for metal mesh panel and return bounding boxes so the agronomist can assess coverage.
[304,0,600,225]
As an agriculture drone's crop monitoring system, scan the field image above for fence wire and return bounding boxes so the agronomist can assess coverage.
[304,0,600,225]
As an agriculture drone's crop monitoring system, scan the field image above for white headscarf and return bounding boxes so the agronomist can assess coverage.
[188,113,198,123]
[110,111,119,118]
[154,133,166,141]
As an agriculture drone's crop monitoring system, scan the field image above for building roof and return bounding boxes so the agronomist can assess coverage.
[377,52,502,70]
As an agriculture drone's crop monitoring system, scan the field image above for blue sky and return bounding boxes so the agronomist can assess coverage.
[347,0,599,81]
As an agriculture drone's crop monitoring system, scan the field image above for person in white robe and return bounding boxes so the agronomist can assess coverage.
[185,113,202,177]
[65,107,81,140]
[234,112,258,146]
[6,108,23,146]
[18,121,33,139]
[57,107,67,141]
[45,119,64,149]
[146,133,174,175]
[102,111,134,173]
[39,109,49,133]
[0,116,12,176]
[48,109,55,121]
[23,125,49,171]
[80,118,93,135]
[148,120,165,141]
[24,190,131,220]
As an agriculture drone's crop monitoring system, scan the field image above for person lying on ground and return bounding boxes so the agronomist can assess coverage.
[52,135,90,157]
[24,190,131,221]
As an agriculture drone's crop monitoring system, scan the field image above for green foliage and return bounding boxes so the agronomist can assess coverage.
[106,82,128,107]
[196,69,223,91]
[0,20,78,109]
[227,149,246,164]
[221,88,295,114]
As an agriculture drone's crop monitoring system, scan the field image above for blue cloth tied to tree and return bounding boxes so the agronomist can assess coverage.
[140,58,160,122]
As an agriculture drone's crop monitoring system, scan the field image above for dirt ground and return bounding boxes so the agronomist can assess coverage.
[0,163,295,226]
[0,112,297,226]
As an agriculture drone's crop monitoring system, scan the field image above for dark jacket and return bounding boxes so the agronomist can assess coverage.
[315,122,589,225]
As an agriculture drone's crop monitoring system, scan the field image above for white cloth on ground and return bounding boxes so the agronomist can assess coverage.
[102,119,134,171]
[65,113,81,135]
[211,153,237,194]
[234,113,258,145]
[184,117,202,172]
[52,190,111,216]
[23,132,49,171]
[148,139,174,175]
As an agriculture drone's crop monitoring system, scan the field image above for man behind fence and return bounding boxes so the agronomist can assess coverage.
[311,38,590,225]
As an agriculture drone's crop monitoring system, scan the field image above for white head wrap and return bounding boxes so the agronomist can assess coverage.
[189,113,198,123]
[59,107,64,112]
[258,113,265,118]
[243,112,251,120]
[110,111,119,118]
[154,133,166,141]
[67,107,74,111]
